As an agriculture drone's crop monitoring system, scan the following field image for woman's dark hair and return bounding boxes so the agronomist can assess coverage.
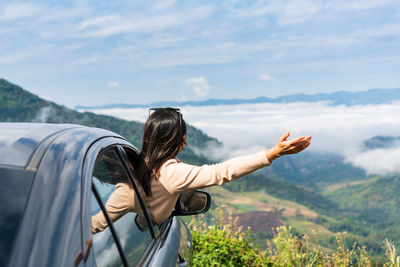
[135,108,187,196]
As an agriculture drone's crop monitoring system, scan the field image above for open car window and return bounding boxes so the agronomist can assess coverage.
[91,147,153,266]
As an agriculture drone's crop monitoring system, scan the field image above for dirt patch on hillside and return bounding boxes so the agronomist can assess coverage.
[232,211,285,236]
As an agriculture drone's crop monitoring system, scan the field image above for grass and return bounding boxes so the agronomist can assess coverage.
[208,187,319,219]
[320,176,381,195]
[232,203,257,212]
[189,208,400,266]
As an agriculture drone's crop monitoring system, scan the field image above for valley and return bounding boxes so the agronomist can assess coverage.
[1,78,399,261]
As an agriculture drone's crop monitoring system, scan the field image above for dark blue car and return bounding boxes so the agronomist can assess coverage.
[0,123,210,267]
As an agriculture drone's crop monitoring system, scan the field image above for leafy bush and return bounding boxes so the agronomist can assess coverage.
[191,209,378,266]
[191,210,272,266]
[385,239,400,267]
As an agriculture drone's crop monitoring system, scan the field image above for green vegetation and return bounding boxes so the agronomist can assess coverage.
[191,211,273,266]
[0,78,338,210]
[2,78,400,262]
[326,175,400,254]
[271,152,367,191]
[224,171,336,213]
[192,210,400,266]
[0,78,216,165]
[231,203,257,212]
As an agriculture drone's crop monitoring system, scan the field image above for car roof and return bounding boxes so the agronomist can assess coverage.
[0,123,87,168]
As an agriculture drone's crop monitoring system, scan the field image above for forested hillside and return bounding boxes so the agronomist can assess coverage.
[0,78,335,206]
[328,175,400,249]
[0,78,215,164]
[2,78,399,262]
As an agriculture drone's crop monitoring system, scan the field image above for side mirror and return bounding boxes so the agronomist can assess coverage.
[172,190,211,216]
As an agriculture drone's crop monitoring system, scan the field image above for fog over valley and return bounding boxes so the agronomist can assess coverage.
[80,101,400,175]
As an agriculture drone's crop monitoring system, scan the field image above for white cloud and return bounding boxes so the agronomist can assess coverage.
[73,5,215,37]
[352,23,400,38]
[275,52,284,59]
[228,0,398,27]
[185,77,212,97]
[279,0,322,25]
[0,3,42,21]
[85,101,400,175]
[152,0,177,11]
[259,74,275,81]
[0,44,55,63]
[229,0,323,25]
[346,145,400,175]
[327,0,395,11]
[107,81,119,88]
[68,54,112,65]
[39,3,92,23]
[75,15,122,31]
[182,102,400,176]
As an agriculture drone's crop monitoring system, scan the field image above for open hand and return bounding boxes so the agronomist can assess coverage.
[265,132,311,162]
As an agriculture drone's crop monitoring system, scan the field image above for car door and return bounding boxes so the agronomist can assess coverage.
[81,138,190,267]
[121,146,192,267]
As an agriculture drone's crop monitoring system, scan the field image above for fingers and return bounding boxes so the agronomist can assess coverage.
[289,135,312,152]
[304,142,311,149]
[297,136,311,150]
[279,132,290,143]
[288,136,305,145]
[298,136,311,146]
[288,135,312,145]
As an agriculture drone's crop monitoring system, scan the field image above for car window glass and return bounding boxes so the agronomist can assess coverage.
[91,148,153,266]
[91,193,124,267]
[0,168,34,267]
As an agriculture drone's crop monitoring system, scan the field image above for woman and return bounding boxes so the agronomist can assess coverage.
[92,107,311,232]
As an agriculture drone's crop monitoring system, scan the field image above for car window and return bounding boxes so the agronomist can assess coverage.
[0,168,34,267]
[91,148,153,266]
[91,192,125,267]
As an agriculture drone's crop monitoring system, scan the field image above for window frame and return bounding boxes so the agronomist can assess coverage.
[91,183,128,267]
[88,141,167,267]
[115,145,157,238]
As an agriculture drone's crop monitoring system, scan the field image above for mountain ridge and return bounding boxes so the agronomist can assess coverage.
[0,78,216,164]
[76,87,400,109]
[0,77,341,210]
[3,77,400,258]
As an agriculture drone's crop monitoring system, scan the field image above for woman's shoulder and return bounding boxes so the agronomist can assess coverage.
[161,157,180,168]
[157,157,184,179]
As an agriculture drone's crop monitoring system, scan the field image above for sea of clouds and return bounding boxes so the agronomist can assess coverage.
[82,102,400,175]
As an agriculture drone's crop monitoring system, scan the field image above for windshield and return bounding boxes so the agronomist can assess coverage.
[0,167,34,267]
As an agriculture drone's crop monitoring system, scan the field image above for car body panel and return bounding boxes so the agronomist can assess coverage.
[1,123,194,267]
[0,123,79,168]
[8,126,122,267]
[145,217,193,267]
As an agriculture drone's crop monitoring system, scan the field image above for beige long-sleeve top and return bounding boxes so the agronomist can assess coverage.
[91,151,271,233]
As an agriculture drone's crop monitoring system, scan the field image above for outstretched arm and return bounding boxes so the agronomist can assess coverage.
[160,132,311,194]
[265,132,312,162]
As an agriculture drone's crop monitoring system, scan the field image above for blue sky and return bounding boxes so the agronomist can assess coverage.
[1,0,400,107]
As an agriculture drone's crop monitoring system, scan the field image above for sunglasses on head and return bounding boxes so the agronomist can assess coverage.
[149,107,182,127]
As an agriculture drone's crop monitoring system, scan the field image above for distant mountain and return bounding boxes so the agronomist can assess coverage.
[363,135,400,150]
[327,175,400,252]
[272,152,367,190]
[3,78,397,257]
[0,78,216,164]
[0,78,337,210]
[76,87,400,109]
